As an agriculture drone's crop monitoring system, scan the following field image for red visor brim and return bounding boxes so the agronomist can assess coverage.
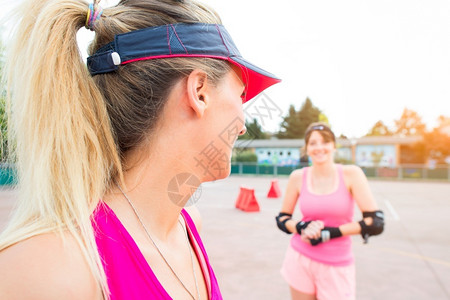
[228,58,281,103]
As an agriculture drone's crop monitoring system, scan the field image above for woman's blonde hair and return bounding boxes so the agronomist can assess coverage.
[0,0,230,298]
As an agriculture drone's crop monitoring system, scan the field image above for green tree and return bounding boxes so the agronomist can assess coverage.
[0,97,7,162]
[277,98,321,139]
[276,105,302,139]
[0,34,7,162]
[238,118,268,140]
[318,112,329,125]
[232,150,258,162]
[366,120,392,136]
[297,98,322,136]
[394,108,426,136]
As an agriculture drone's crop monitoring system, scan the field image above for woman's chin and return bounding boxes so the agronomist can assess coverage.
[311,157,332,165]
[200,166,231,182]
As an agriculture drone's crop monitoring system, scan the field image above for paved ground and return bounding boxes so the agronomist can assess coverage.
[1,177,450,299]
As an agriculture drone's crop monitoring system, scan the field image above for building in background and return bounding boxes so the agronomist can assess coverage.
[234,136,422,167]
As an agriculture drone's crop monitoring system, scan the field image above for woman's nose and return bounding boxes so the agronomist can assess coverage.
[239,126,247,136]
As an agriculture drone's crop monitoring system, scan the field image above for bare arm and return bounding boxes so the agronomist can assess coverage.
[279,165,382,244]
[298,165,384,246]
[339,165,379,237]
[280,169,303,215]
[276,169,324,237]
[0,233,101,300]
[277,169,301,234]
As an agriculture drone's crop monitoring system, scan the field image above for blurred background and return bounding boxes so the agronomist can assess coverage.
[1,0,449,299]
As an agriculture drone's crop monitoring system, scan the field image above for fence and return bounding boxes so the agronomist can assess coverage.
[2,163,450,186]
[230,163,450,181]
[0,164,16,186]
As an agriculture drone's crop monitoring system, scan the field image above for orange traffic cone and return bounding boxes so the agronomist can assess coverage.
[235,187,260,212]
[235,187,244,210]
[267,179,281,198]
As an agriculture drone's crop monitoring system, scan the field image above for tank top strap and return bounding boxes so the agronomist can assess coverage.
[181,209,222,299]
[301,165,345,194]
[337,164,343,178]
[336,164,347,191]
[301,167,309,192]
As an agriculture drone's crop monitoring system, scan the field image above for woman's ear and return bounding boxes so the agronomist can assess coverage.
[186,69,209,118]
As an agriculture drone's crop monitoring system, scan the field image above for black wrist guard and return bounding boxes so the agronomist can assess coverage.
[295,220,311,234]
[359,210,385,243]
[276,212,293,234]
[310,227,342,246]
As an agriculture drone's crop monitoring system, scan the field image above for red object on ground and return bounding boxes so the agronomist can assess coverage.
[267,180,281,198]
[235,187,260,212]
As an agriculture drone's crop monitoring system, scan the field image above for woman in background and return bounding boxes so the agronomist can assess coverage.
[276,122,384,300]
[0,0,280,299]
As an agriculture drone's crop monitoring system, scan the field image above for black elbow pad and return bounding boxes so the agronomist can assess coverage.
[276,212,293,234]
[359,210,384,243]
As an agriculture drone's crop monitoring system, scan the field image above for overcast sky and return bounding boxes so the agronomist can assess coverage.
[207,0,450,138]
[3,0,450,138]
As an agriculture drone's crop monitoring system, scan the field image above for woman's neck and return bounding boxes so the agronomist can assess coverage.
[310,161,336,176]
[104,147,200,242]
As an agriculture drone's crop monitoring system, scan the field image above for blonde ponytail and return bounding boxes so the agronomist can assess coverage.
[1,0,231,298]
[1,0,122,296]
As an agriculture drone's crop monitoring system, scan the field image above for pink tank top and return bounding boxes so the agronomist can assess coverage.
[290,165,355,266]
[92,202,222,299]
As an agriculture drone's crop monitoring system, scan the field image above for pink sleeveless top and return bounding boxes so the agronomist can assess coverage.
[92,202,222,299]
[290,165,355,266]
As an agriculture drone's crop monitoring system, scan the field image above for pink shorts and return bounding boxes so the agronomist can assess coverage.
[280,245,355,300]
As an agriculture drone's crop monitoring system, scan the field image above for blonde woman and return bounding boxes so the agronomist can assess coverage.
[0,0,280,299]
[275,123,384,300]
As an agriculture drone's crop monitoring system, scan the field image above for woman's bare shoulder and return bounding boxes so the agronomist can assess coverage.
[342,164,365,178]
[0,232,100,299]
[286,168,304,194]
[342,164,368,190]
[290,168,304,180]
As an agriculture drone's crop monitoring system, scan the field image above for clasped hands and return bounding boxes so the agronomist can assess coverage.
[299,220,324,244]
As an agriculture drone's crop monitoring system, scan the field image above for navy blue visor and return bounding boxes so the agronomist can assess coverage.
[87,23,280,102]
